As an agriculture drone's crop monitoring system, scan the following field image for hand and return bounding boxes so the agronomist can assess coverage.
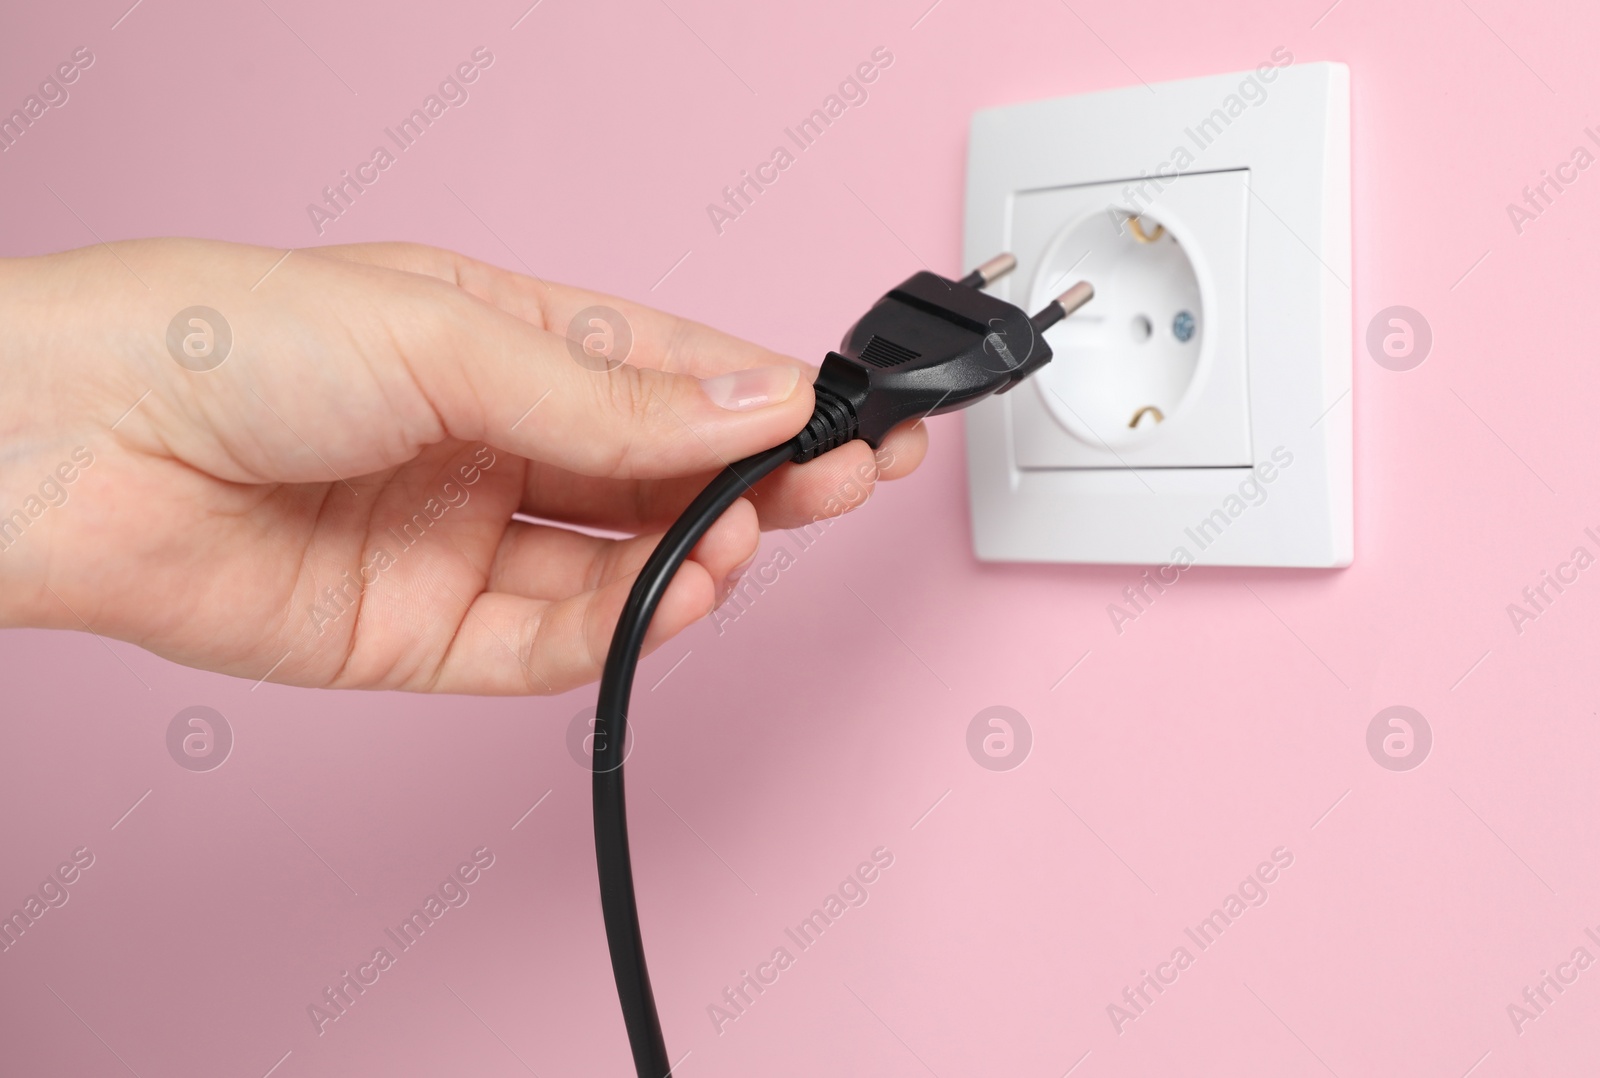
[0,239,926,694]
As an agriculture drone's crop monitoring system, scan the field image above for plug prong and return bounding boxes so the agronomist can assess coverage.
[958,252,1018,289]
[1029,281,1094,332]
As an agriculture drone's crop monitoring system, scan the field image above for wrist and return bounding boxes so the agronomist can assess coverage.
[0,253,92,629]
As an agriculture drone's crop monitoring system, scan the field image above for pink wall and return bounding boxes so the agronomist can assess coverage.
[3,0,1597,1074]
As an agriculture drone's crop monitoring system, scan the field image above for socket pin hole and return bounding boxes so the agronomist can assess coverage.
[1130,315,1153,342]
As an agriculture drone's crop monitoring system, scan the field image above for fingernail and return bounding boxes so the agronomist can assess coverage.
[717,551,758,608]
[700,366,800,411]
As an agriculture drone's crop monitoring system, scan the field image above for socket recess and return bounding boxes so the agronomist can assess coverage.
[964,61,1352,568]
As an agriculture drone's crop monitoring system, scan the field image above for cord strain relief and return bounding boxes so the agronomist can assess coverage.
[792,387,859,464]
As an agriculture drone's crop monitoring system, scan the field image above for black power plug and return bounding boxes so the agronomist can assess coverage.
[591,255,1093,1078]
[794,254,1095,461]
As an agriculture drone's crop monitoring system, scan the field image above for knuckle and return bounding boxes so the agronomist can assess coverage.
[595,366,658,477]
[516,611,547,693]
[608,363,657,422]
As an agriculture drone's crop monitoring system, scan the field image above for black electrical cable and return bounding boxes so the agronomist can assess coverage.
[590,261,1092,1076]
[591,439,800,1078]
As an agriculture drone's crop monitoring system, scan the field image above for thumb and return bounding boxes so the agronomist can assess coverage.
[406,281,817,479]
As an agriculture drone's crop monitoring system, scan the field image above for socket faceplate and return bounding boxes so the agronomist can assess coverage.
[964,61,1352,568]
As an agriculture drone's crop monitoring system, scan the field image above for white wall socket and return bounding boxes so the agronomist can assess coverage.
[964,61,1352,568]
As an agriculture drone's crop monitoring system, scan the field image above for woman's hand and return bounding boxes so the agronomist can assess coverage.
[0,239,926,694]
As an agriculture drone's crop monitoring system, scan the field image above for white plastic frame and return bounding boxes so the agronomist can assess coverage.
[964,62,1352,567]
